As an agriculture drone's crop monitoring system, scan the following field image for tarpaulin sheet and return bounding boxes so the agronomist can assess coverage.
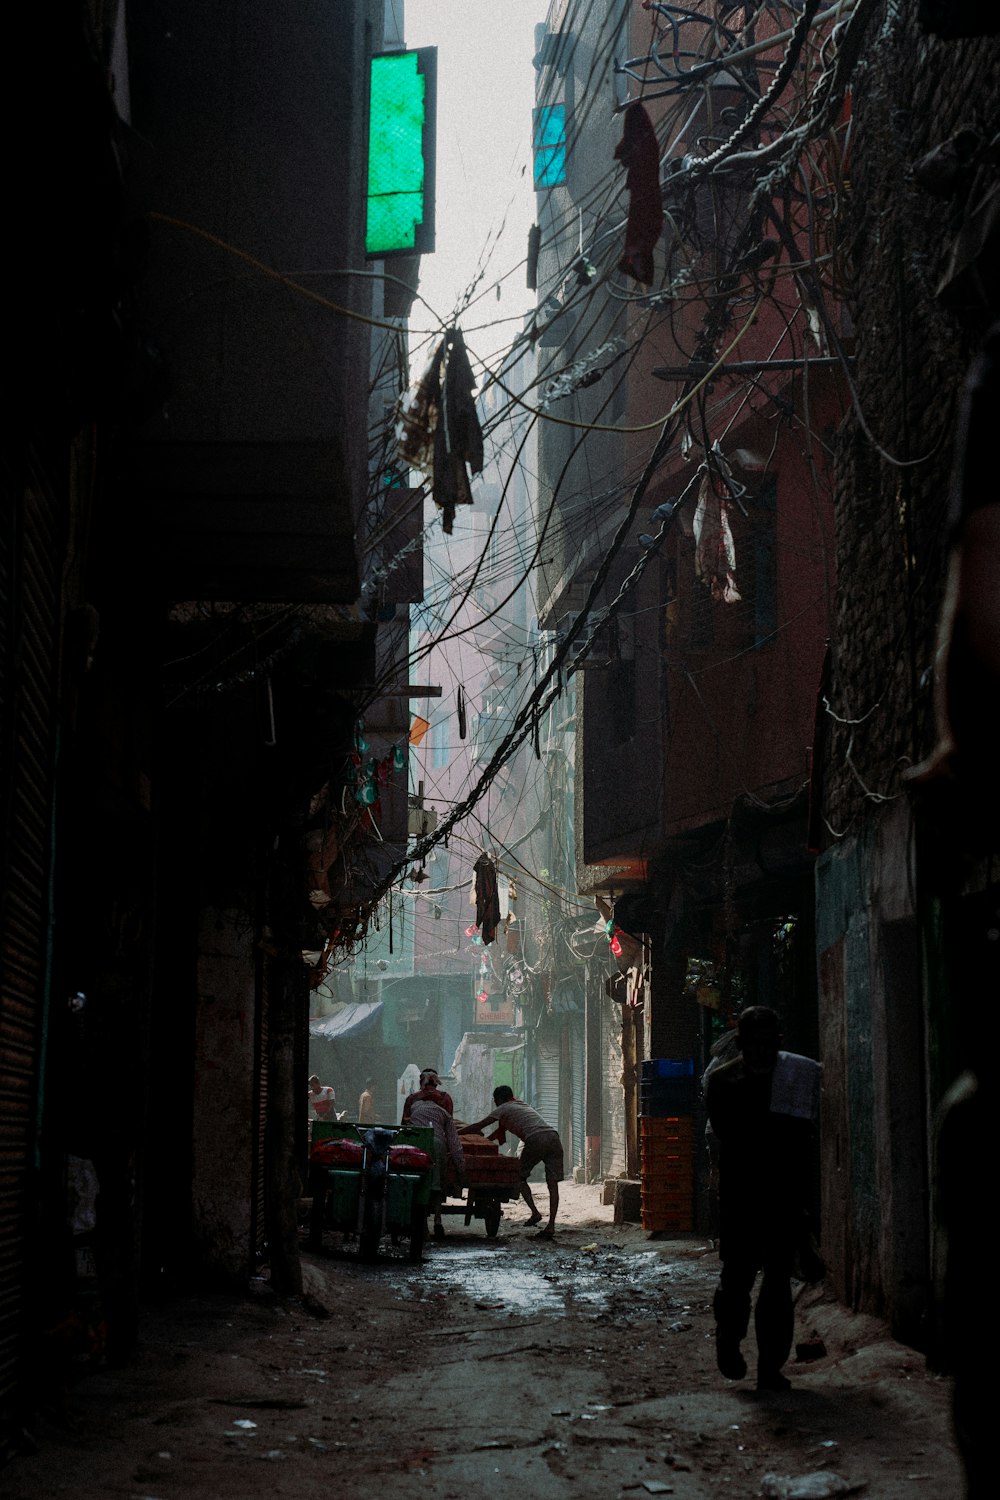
[309,1001,383,1042]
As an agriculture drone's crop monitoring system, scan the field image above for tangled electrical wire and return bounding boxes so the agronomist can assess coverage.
[225,0,889,972]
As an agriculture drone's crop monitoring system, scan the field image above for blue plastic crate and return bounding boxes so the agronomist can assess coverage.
[639,1076,699,1115]
[641,1057,695,1080]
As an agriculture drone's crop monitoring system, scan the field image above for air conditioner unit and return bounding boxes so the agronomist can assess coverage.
[407,800,437,837]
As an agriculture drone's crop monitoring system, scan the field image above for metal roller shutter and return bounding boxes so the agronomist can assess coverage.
[571,1017,585,1173]
[531,1033,561,1185]
[533,1033,560,1131]
[602,984,628,1178]
[0,469,60,1418]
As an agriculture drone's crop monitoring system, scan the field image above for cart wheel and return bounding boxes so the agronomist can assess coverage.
[408,1208,426,1263]
[484,1202,502,1238]
[359,1227,380,1261]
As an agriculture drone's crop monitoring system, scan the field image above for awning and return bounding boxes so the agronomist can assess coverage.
[309,1001,383,1042]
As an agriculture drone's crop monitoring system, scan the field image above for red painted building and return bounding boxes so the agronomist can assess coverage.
[531,1,849,1173]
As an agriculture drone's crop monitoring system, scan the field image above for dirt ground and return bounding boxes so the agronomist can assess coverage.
[5,1183,963,1498]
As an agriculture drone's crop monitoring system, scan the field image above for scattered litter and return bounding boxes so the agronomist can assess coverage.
[211,1396,310,1410]
[232,1419,257,1431]
[307,1438,328,1453]
[641,1483,674,1495]
[579,1243,599,1253]
[761,1474,866,1499]
[551,1408,572,1417]
[155,1452,172,1460]
[475,1302,505,1310]
[264,1450,285,1460]
[667,1321,692,1332]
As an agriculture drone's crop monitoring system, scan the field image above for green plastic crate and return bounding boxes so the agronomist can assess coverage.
[328,1169,361,1227]
[386,1172,423,1226]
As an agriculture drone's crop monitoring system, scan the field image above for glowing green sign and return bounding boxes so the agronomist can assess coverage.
[366,49,437,257]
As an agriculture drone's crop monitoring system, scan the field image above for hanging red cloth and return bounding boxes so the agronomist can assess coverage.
[614,102,663,285]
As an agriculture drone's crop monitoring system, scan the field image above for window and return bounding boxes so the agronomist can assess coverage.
[533,104,567,188]
[750,477,777,648]
[430,715,450,769]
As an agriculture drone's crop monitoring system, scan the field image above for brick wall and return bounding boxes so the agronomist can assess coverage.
[822,8,999,837]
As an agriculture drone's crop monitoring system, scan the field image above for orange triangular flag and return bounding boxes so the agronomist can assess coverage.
[409,716,430,747]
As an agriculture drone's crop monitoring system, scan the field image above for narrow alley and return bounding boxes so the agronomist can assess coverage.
[5,1186,960,1499]
[4,2,996,1494]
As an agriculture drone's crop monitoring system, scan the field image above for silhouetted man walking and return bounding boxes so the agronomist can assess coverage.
[706,1006,821,1391]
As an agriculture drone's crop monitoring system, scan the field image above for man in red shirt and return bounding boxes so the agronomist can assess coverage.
[307,1074,337,1119]
[402,1068,454,1120]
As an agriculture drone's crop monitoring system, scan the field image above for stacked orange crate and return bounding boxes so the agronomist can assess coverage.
[640,1116,695,1231]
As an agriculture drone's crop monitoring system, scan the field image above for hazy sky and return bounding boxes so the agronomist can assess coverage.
[402,0,547,368]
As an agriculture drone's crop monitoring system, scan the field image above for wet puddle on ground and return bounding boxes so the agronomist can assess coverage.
[382,1245,696,1318]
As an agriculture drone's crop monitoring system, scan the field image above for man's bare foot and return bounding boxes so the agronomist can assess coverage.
[523,1214,543,1226]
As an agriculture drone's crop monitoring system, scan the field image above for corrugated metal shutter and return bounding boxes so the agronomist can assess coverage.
[0,470,59,1414]
[251,953,269,1259]
[534,1033,560,1133]
[571,1017,585,1172]
[602,985,628,1177]
[528,1037,561,1183]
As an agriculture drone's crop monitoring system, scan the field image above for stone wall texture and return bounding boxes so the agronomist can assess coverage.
[822,9,1000,837]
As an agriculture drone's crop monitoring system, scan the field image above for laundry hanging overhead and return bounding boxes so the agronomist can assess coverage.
[396,326,485,534]
[473,853,501,945]
[693,470,742,604]
[614,101,664,286]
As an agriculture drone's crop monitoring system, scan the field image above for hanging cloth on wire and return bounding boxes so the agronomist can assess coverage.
[614,102,663,286]
[435,327,484,532]
[693,470,742,604]
[396,327,484,534]
[473,854,501,946]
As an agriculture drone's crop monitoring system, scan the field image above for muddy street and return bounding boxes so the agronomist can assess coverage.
[6,1185,961,1499]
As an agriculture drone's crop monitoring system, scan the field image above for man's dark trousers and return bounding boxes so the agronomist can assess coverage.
[714,1235,795,1379]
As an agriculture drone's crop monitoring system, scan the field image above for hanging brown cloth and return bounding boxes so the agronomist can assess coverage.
[396,326,485,533]
[474,854,501,945]
[433,327,484,533]
[614,102,663,286]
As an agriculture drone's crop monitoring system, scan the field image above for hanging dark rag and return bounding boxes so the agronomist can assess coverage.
[614,102,663,285]
[474,855,501,946]
[433,327,485,533]
[396,327,484,534]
